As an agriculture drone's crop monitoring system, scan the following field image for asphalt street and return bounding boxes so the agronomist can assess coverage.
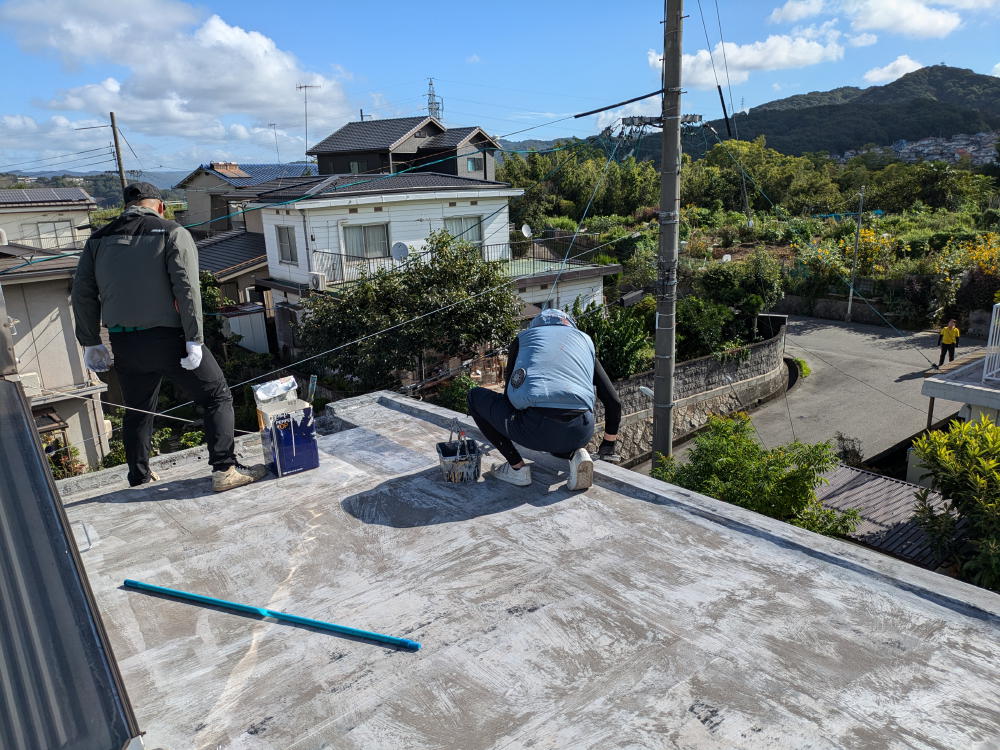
[637,315,981,471]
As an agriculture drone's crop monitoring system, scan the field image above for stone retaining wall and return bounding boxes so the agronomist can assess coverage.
[588,326,787,465]
[772,294,891,326]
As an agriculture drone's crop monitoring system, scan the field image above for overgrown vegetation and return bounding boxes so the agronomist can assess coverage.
[652,414,860,537]
[912,416,1000,592]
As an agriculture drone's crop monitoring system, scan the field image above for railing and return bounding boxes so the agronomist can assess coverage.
[984,303,1000,385]
[312,233,613,288]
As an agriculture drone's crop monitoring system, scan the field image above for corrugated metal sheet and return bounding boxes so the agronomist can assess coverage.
[0,376,139,749]
[196,230,266,276]
[818,465,947,569]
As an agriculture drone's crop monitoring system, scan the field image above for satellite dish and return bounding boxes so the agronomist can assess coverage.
[521,223,533,238]
[390,242,409,261]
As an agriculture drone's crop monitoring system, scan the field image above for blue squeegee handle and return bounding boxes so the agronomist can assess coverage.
[123,579,421,650]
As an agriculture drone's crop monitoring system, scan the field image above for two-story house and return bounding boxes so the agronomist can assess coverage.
[174,162,318,237]
[306,116,499,181]
[0,187,97,249]
[0,241,109,467]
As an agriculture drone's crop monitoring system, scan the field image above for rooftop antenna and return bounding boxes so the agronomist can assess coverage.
[427,77,444,121]
[296,83,320,158]
[268,123,280,162]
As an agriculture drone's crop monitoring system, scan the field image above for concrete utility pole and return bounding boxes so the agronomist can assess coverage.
[296,84,320,158]
[653,0,684,464]
[845,185,866,323]
[109,112,127,200]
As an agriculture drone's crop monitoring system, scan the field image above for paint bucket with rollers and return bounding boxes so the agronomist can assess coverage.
[435,419,486,483]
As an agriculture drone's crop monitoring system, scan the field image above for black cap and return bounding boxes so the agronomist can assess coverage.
[123,181,162,203]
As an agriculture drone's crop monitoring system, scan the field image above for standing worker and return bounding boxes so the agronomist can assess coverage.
[71,182,267,491]
[466,309,621,490]
[937,319,961,368]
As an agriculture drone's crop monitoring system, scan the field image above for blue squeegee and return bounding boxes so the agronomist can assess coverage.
[123,579,421,651]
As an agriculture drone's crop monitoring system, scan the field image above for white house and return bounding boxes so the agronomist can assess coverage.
[0,187,97,249]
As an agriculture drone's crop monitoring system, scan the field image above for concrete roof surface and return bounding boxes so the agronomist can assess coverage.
[922,357,1000,410]
[58,393,1000,750]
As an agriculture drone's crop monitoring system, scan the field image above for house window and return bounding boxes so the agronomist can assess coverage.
[22,220,73,249]
[466,157,484,173]
[444,216,483,245]
[344,224,390,259]
[349,160,367,174]
[275,225,298,264]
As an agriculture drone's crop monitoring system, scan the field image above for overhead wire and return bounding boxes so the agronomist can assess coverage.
[0,146,110,171]
[713,0,740,138]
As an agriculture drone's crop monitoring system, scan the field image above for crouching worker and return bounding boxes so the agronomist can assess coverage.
[71,181,267,492]
[467,309,622,490]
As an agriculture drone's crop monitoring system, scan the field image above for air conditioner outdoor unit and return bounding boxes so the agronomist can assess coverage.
[308,272,327,291]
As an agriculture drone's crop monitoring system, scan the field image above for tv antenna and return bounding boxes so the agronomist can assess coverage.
[296,83,320,156]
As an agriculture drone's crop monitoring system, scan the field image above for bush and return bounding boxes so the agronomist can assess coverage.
[179,430,205,449]
[651,414,857,536]
[794,357,811,378]
[676,296,734,361]
[912,416,1000,591]
[544,216,578,232]
[630,294,657,336]
[573,300,649,380]
[717,224,739,248]
[44,438,87,479]
[583,214,628,233]
[433,375,477,414]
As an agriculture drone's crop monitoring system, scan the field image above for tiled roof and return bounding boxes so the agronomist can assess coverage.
[231,172,513,202]
[0,187,96,206]
[419,127,478,150]
[817,464,948,569]
[177,163,318,188]
[0,251,79,278]
[196,230,266,277]
[306,117,433,154]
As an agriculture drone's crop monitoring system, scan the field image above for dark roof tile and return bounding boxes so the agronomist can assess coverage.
[241,172,511,202]
[306,117,433,154]
[196,230,266,276]
[0,187,96,206]
[177,163,317,188]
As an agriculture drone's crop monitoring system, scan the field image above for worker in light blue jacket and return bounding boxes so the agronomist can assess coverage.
[467,308,621,491]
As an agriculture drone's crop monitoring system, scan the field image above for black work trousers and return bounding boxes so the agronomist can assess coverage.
[110,327,235,486]
[466,387,594,466]
[938,343,956,366]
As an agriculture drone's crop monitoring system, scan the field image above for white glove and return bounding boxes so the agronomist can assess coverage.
[179,342,203,371]
[83,344,113,372]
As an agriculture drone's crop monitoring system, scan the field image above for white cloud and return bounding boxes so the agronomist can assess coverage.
[935,0,999,8]
[0,0,353,152]
[992,62,1000,76]
[466,54,481,64]
[772,82,784,91]
[662,33,844,89]
[848,32,878,46]
[842,0,961,38]
[769,0,825,23]
[863,54,924,83]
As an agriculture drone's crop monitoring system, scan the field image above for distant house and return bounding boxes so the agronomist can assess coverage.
[196,229,267,304]
[0,187,97,250]
[174,162,318,237]
[307,116,499,181]
[0,241,109,467]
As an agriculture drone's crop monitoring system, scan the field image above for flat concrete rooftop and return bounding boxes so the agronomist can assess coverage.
[923,356,1000,411]
[59,393,1000,749]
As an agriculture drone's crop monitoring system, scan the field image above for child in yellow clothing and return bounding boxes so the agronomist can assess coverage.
[937,319,960,367]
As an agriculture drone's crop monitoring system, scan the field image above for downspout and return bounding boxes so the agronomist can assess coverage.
[298,209,313,274]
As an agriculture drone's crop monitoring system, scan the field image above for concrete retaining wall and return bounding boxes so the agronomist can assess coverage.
[589,326,788,465]
[773,294,891,326]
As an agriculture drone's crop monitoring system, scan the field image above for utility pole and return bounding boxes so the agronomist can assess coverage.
[268,123,281,162]
[296,83,320,158]
[653,0,683,464]
[427,77,443,121]
[845,185,866,323]
[109,112,127,200]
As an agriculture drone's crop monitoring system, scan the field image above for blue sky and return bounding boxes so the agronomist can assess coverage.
[1,0,998,173]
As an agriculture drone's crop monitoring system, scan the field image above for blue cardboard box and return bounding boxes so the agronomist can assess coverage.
[258,398,319,477]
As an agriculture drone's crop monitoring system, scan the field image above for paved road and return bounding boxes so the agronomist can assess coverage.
[638,316,981,471]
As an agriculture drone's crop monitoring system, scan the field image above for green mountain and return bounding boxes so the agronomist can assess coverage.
[682,65,1000,158]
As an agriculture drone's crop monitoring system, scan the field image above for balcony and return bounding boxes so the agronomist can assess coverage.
[312,233,615,290]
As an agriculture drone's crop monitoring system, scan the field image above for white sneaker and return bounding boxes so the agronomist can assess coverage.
[567,448,594,491]
[490,462,532,487]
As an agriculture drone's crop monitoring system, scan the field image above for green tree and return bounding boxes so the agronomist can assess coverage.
[652,414,858,536]
[573,299,649,380]
[912,416,1000,591]
[297,230,520,390]
[676,297,734,361]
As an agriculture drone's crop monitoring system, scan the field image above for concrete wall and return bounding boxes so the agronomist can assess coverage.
[0,206,92,248]
[588,327,788,465]
[179,171,227,231]
[773,294,891,326]
[515,277,604,311]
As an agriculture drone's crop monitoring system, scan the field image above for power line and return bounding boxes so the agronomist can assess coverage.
[2,151,117,174]
[695,0,723,91]
[0,146,110,171]
[713,0,739,139]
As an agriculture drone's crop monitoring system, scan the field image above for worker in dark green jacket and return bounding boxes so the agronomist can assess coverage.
[72,182,266,492]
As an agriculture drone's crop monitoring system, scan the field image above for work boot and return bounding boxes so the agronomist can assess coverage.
[567,448,594,491]
[212,462,268,492]
[490,462,532,487]
[594,443,622,464]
